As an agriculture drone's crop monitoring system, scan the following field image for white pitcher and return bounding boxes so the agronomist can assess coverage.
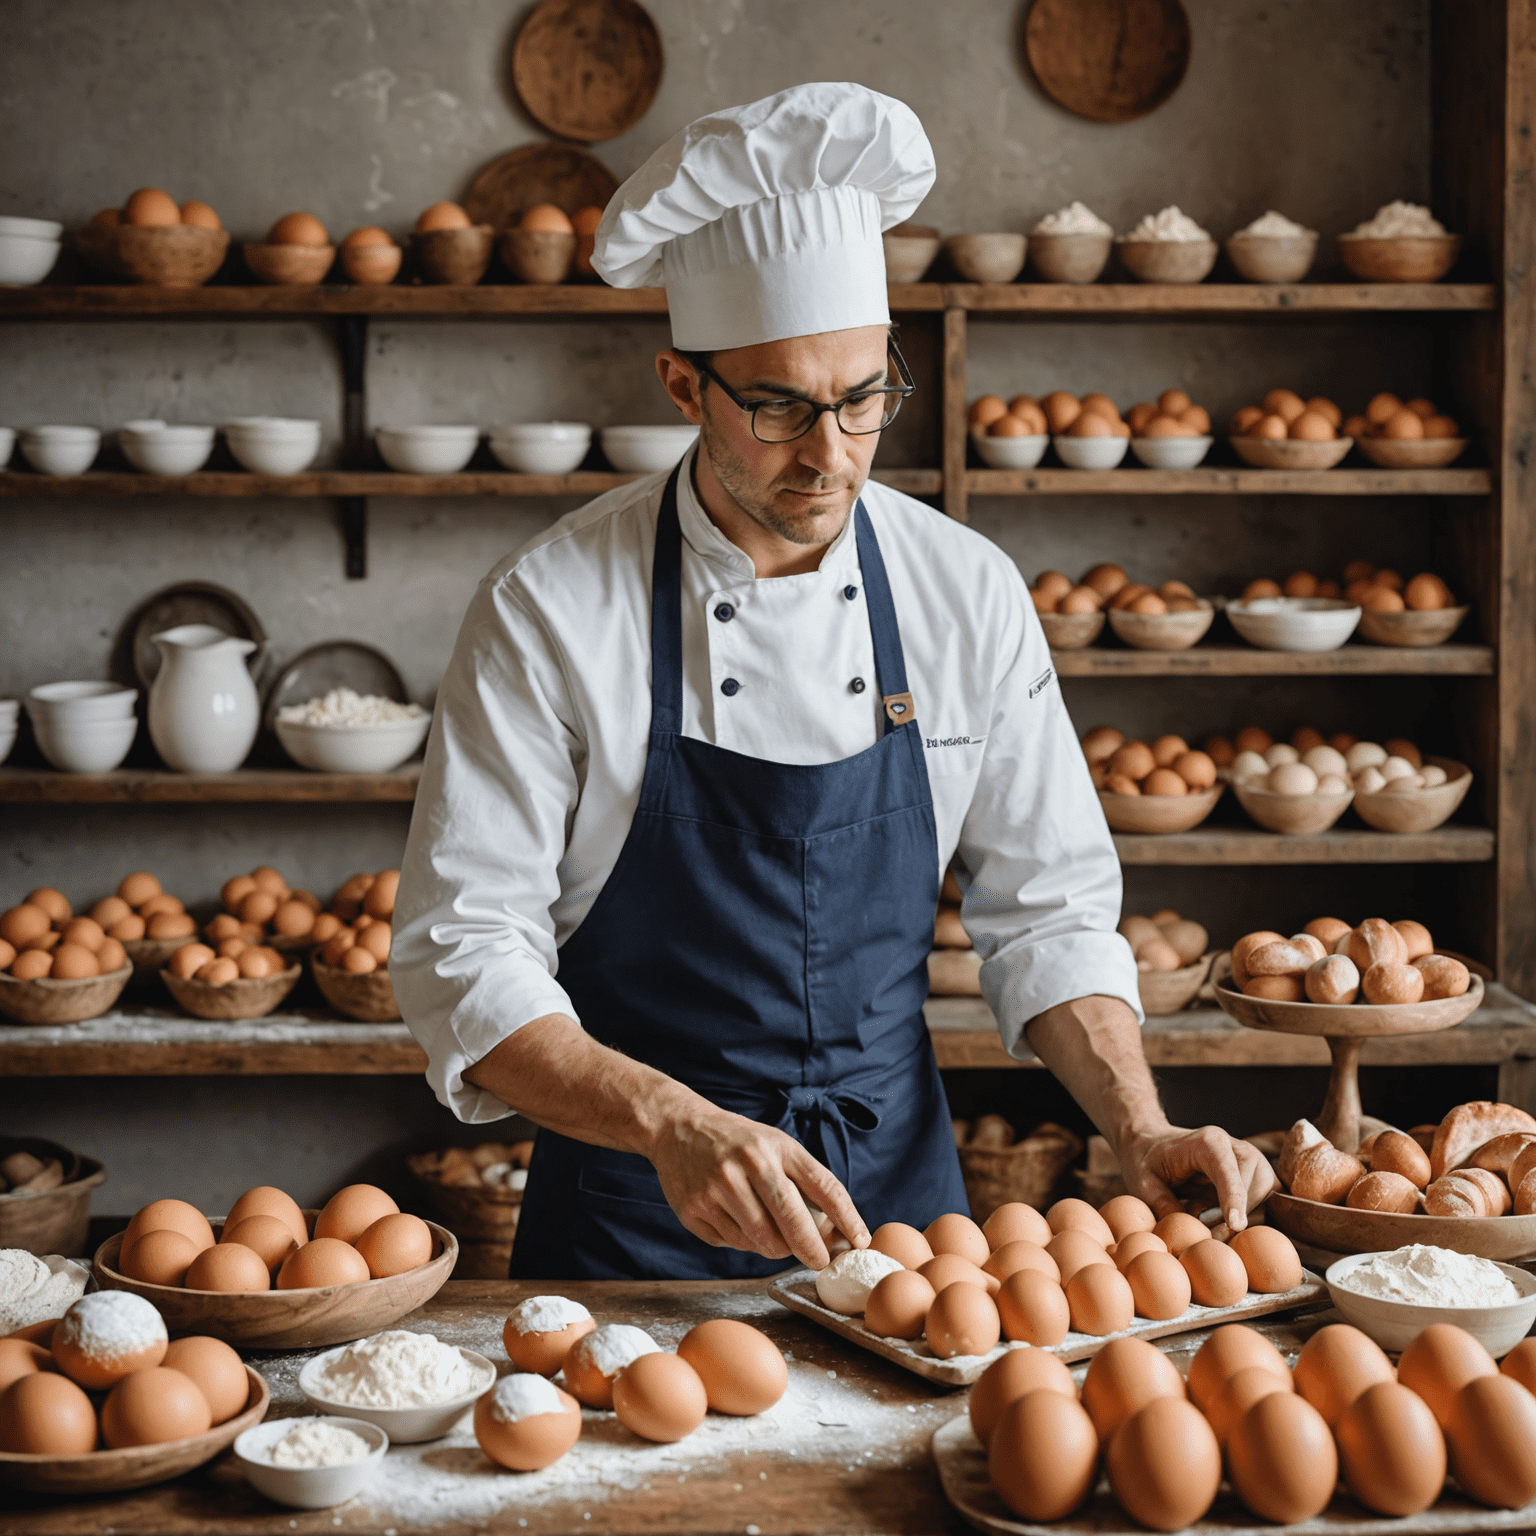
[148,623,259,773]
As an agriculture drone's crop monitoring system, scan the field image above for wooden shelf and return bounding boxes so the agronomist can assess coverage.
[1053,644,1494,677]
[967,466,1492,496]
[0,765,420,803]
[955,282,1497,314]
[1112,826,1494,865]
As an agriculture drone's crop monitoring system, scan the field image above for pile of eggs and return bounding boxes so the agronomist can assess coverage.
[1081,727,1218,797]
[1341,392,1460,444]
[815,1199,1303,1356]
[475,1296,786,1471]
[114,1183,434,1292]
[1032,563,1203,618]
[87,188,221,233]
[1230,917,1470,1005]
[1231,390,1343,443]
[1221,730,1447,798]
[1,885,132,981]
[0,1291,249,1453]
[981,1314,1536,1525]
[317,868,398,974]
[1118,911,1209,974]
[1125,389,1212,440]
[969,390,1136,442]
[1239,560,1456,614]
[203,865,327,948]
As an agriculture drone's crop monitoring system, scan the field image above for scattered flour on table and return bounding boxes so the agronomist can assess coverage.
[268,1418,373,1468]
[1337,1244,1520,1306]
[1032,201,1113,237]
[310,1330,492,1408]
[1348,201,1447,238]
[55,1290,166,1362]
[277,688,427,727]
[1236,210,1315,239]
[1123,206,1210,242]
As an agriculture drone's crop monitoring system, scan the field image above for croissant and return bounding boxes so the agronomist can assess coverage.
[1291,1143,1365,1205]
[1424,1173,1490,1218]
[1277,1119,1327,1189]
[1430,1102,1536,1180]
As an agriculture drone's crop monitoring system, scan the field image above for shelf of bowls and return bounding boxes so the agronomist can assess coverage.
[882,197,1461,287]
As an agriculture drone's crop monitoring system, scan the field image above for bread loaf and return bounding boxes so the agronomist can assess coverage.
[1243,974,1304,1002]
[1291,1144,1365,1205]
[1415,955,1470,1000]
[1369,1129,1432,1188]
[1457,1165,1512,1216]
[1362,961,1425,1006]
[1277,1119,1327,1189]
[1305,954,1360,1004]
[1345,1171,1420,1213]
[1470,1132,1536,1178]
[1230,930,1285,989]
[1430,1102,1536,1180]
[1346,917,1408,972]
[1424,1173,1490,1218]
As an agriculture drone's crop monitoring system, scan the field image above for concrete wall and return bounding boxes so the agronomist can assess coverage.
[0,0,1438,1214]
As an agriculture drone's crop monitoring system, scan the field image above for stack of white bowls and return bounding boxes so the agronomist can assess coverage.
[26,682,138,772]
[0,700,18,765]
[375,424,480,474]
[224,418,322,475]
[120,420,216,476]
[600,424,700,473]
[0,215,63,286]
[19,425,101,476]
[489,421,592,474]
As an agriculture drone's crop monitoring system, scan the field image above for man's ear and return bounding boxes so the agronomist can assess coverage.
[656,350,705,426]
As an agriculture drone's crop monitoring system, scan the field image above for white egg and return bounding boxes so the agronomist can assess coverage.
[1302,745,1348,778]
[1316,773,1349,794]
[1354,765,1387,793]
[1264,743,1300,766]
[1268,762,1318,795]
[1383,775,1422,795]
[1379,755,1417,781]
[1345,741,1387,771]
[1420,764,1448,787]
[1230,750,1270,782]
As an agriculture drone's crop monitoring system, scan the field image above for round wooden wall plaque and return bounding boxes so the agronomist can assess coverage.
[512,0,663,144]
[1024,0,1192,123]
[464,143,621,232]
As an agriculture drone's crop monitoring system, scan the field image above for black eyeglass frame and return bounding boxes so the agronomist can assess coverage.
[693,337,916,444]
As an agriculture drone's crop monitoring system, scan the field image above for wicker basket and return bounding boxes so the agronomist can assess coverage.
[313,957,400,1022]
[408,1141,532,1242]
[0,1137,106,1256]
[958,1122,1083,1224]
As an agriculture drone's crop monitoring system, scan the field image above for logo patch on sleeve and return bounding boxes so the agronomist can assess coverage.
[1028,666,1055,699]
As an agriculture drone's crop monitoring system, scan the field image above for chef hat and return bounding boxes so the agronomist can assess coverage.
[592,82,935,352]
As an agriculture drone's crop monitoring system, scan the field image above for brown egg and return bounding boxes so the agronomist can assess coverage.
[1080,391,1119,421]
[1127,402,1160,433]
[162,1336,247,1425]
[520,203,575,234]
[1252,413,1288,439]
[354,1212,433,1278]
[123,188,180,227]
[343,946,378,974]
[95,936,126,974]
[50,943,101,980]
[1228,1226,1303,1292]
[184,1241,270,1293]
[996,1267,1070,1345]
[0,1371,98,1454]
[1065,1261,1134,1336]
[1143,413,1197,438]
[315,1183,398,1244]
[165,944,213,981]
[1040,391,1082,433]
[1081,563,1129,600]
[118,871,162,906]
[137,894,184,918]
[179,200,220,231]
[1187,1323,1290,1412]
[342,225,393,251]
[972,1349,1076,1447]
[969,395,1008,428]
[1151,1211,1209,1257]
[1057,586,1099,614]
[1288,411,1336,441]
[1179,1237,1249,1308]
[197,956,240,985]
[1366,391,1404,425]
[981,1201,1052,1250]
[24,887,70,925]
[1397,1323,1496,1428]
[505,1302,596,1376]
[0,939,16,971]
[268,211,329,247]
[1423,413,1460,437]
[0,1338,52,1395]
[358,921,392,964]
[1404,573,1451,610]
[1383,408,1426,440]
[612,1352,708,1442]
[230,948,268,979]
[1445,1373,1536,1508]
[237,890,278,928]
[0,904,51,949]
[53,1292,167,1389]
[223,1214,301,1274]
[308,911,343,945]
[1208,1362,1294,1449]
[277,1237,370,1290]
[1090,1196,1152,1245]
[1294,1323,1394,1427]
[1230,405,1265,435]
[147,910,196,940]
[122,1228,201,1287]
[1227,1388,1336,1521]
[1046,1229,1113,1286]
[364,870,400,919]
[924,1211,989,1267]
[219,876,254,912]
[1109,582,1154,611]
[991,412,1033,439]
[1142,768,1188,797]
[1107,1395,1221,1530]
[926,1281,1001,1357]
[321,929,357,966]
[10,949,52,979]
[475,1376,582,1468]
[1336,1380,1445,1515]
[101,1365,213,1449]
[675,1319,786,1415]
[867,1220,932,1268]
[124,1198,216,1254]
[1045,1197,1113,1246]
[984,1239,1058,1285]
[1107,741,1156,781]
[90,895,132,928]
[562,1325,659,1409]
[1305,396,1343,426]
[271,899,315,938]
[989,1390,1099,1521]
[1081,1336,1185,1441]
[1124,1250,1191,1320]
[1112,1230,1168,1272]
[1363,584,1406,612]
[864,1269,936,1339]
[1500,1338,1536,1394]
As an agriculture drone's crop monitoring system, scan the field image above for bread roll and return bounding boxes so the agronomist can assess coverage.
[1305,955,1360,1005]
[1346,1171,1420,1213]
[1470,1132,1536,1178]
[1458,1166,1512,1216]
[1304,916,1352,949]
[1416,955,1470,1000]
[1290,933,1328,964]
[1277,1120,1328,1189]
[1515,1167,1536,1217]
[1362,961,1425,1006]
[1431,1102,1536,1180]
[1507,1141,1536,1199]
[1424,1173,1490,1218]
[1392,920,1434,961]
[1231,930,1285,989]
[1291,1144,1366,1205]
[1248,940,1319,978]
[1346,917,1408,972]
[1370,1129,1432,1188]
[1244,974,1304,1002]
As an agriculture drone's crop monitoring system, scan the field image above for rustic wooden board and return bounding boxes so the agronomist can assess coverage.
[0,765,421,803]
[511,0,662,143]
[1052,645,1495,676]
[1112,827,1495,865]
[954,283,1497,312]
[1024,0,1191,123]
[463,143,620,232]
[766,1268,1325,1385]
[967,467,1493,496]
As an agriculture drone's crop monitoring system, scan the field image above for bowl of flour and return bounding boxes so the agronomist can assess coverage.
[235,1414,388,1509]
[1325,1245,1536,1355]
[274,688,430,774]
[299,1329,496,1442]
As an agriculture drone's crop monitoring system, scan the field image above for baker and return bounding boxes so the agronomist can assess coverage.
[395,83,1275,1280]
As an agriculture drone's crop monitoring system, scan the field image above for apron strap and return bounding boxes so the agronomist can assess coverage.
[648,464,686,736]
[853,500,917,734]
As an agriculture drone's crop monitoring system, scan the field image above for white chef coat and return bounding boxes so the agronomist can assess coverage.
[395,449,1142,1124]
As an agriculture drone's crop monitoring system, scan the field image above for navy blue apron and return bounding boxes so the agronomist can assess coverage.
[510,465,967,1280]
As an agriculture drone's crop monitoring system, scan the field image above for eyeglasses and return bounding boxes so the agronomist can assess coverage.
[696,339,915,444]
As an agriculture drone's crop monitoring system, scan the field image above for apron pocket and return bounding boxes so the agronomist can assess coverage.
[575,1150,672,1208]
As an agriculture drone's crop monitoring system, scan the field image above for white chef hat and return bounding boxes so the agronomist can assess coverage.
[592,82,935,352]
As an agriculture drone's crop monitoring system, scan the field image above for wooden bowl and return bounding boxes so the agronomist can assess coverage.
[75,224,229,287]
[1232,781,1354,834]
[243,242,336,286]
[1026,232,1112,284]
[341,242,402,285]
[1223,233,1318,283]
[1356,604,1469,647]
[1267,1191,1536,1262]
[1352,756,1473,833]
[1353,435,1468,467]
[1038,610,1105,649]
[415,225,494,285]
[0,1135,104,1256]
[1106,603,1214,651]
[160,963,301,1021]
[1229,435,1353,470]
[1116,238,1217,283]
[882,224,941,283]
[121,935,197,982]
[0,962,132,1025]
[313,957,400,1022]
[499,226,575,284]
[93,1215,457,1349]
[0,1366,268,1495]
[944,232,1026,284]
[1337,233,1461,282]
[1138,952,1214,1016]
[1098,783,1223,834]
[1213,974,1483,1037]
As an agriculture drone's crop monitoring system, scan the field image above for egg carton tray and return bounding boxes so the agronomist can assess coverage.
[931,1414,1536,1535]
[767,1266,1325,1386]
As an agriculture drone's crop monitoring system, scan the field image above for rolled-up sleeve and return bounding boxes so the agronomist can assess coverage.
[955,572,1142,1058]
[394,574,584,1123]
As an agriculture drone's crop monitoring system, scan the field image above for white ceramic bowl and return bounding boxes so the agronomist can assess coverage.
[31,713,137,773]
[0,427,13,468]
[972,433,1049,470]
[224,419,322,476]
[1130,435,1213,470]
[1325,1253,1536,1356]
[1226,596,1362,652]
[600,424,700,473]
[120,424,215,476]
[275,714,431,774]
[19,425,100,476]
[1053,434,1130,470]
[0,216,62,239]
[298,1347,495,1443]
[234,1416,388,1510]
[489,422,592,475]
[27,681,139,720]
[375,424,480,475]
[0,230,61,286]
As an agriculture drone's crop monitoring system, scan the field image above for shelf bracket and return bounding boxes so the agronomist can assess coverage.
[338,496,367,579]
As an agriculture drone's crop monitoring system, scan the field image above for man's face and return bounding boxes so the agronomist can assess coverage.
[676,325,894,547]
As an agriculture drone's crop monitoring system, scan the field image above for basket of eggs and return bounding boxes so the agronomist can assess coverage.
[338,225,402,285]
[0,887,133,1024]
[1229,389,1351,470]
[1081,727,1223,834]
[77,870,198,980]
[1219,726,1357,835]
[1346,392,1467,468]
[243,211,335,286]
[312,869,401,1022]
[411,201,495,285]
[1031,564,1214,652]
[1118,911,1213,1014]
[74,187,229,288]
[1344,559,1470,647]
[1126,389,1214,470]
[1042,391,1131,470]
[968,392,1049,470]
[499,202,602,285]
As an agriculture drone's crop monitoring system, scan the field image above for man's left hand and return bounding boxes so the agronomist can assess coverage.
[1119,1123,1277,1231]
